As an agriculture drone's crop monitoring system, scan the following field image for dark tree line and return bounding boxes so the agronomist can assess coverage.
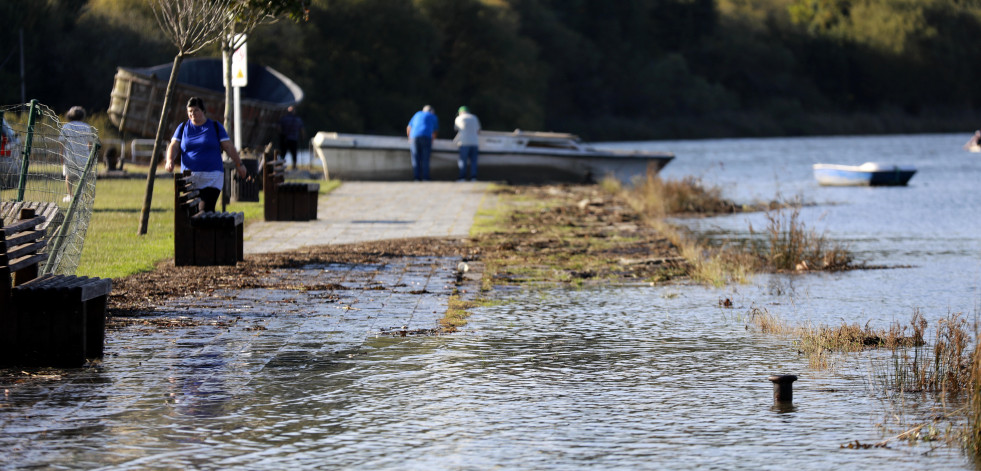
[3,0,981,141]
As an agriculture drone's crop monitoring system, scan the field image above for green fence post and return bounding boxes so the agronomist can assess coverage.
[15,99,40,202]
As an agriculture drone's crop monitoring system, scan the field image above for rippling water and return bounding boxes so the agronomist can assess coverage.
[616,133,981,325]
[2,134,979,469]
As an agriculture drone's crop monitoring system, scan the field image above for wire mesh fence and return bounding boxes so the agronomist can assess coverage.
[1,100,99,275]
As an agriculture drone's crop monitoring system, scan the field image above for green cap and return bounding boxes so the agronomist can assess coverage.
[458,106,469,113]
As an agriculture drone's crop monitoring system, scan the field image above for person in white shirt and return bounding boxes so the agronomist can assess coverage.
[453,106,481,181]
[59,106,97,202]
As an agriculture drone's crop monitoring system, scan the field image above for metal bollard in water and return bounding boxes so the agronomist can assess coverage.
[768,374,798,402]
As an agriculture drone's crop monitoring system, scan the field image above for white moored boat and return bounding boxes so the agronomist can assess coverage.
[812,162,917,186]
[311,130,673,184]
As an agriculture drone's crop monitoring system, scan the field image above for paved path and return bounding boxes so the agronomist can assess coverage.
[244,181,492,253]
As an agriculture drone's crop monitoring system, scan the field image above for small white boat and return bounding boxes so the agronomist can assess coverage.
[812,162,916,186]
[311,130,673,184]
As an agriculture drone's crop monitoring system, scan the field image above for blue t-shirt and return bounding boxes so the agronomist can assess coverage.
[172,119,229,172]
[407,111,438,139]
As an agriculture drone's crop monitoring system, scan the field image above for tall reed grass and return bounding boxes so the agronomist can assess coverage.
[968,338,981,454]
[611,174,853,285]
[747,308,928,370]
[869,312,969,395]
[606,175,757,286]
[749,201,852,271]
[614,173,738,218]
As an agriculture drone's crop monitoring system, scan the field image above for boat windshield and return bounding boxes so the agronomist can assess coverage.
[524,139,579,150]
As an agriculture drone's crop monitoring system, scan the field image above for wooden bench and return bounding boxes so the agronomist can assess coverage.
[0,208,112,367]
[1,200,63,232]
[174,170,244,266]
[263,160,319,221]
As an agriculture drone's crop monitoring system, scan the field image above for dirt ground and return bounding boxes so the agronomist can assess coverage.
[108,184,685,316]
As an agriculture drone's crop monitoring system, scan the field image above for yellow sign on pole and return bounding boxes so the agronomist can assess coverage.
[231,34,247,87]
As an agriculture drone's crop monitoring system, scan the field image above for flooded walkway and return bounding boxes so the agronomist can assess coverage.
[0,181,493,469]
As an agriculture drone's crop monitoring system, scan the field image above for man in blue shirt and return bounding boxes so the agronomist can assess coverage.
[406,105,438,181]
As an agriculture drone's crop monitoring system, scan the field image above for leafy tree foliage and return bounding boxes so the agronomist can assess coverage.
[4,0,981,140]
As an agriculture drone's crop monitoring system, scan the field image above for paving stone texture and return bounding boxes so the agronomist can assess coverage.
[245,181,491,254]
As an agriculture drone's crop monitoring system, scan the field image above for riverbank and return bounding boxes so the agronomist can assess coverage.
[108,183,689,317]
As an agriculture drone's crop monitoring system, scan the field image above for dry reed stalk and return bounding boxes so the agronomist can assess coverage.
[751,201,853,272]
[617,173,737,220]
[874,312,971,394]
[968,337,981,455]
[748,310,930,370]
[747,307,788,334]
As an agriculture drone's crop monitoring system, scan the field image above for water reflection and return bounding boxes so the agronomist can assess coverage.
[0,284,971,469]
[770,402,798,414]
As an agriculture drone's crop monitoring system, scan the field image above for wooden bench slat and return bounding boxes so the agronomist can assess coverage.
[1,239,46,261]
[0,216,45,235]
[16,275,113,301]
[179,199,202,211]
[4,252,48,274]
[2,229,44,251]
[177,194,201,205]
[191,211,245,228]
[0,202,57,231]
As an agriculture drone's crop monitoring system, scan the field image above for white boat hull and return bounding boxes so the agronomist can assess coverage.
[813,163,916,186]
[312,131,673,184]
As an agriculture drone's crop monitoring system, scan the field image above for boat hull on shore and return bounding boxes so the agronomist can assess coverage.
[108,58,303,149]
[813,162,916,186]
[312,131,673,184]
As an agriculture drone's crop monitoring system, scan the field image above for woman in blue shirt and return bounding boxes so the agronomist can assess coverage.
[164,97,247,212]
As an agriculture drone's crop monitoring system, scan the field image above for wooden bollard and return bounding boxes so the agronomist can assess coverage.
[768,374,798,402]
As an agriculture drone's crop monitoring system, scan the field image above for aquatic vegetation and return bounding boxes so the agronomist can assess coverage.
[608,175,854,285]
[610,174,739,219]
[647,218,756,287]
[441,295,476,332]
[749,306,981,452]
[968,339,981,455]
[747,307,786,335]
[747,308,927,370]
[749,201,853,272]
[870,311,968,395]
[863,311,977,451]
[441,295,499,333]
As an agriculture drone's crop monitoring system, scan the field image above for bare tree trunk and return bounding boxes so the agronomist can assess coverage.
[138,53,185,235]
[223,24,234,131]
[135,0,304,236]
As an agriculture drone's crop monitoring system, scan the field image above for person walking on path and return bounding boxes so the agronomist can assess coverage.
[406,105,438,181]
[278,105,304,169]
[58,106,98,202]
[453,106,481,181]
[165,97,247,212]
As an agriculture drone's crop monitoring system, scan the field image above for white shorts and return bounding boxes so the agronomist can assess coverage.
[183,170,224,190]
